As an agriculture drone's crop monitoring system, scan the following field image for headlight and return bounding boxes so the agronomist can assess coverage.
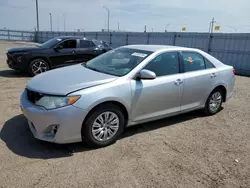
[35,95,80,110]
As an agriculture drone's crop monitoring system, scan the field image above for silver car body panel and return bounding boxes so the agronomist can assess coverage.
[27,64,118,95]
[21,45,235,143]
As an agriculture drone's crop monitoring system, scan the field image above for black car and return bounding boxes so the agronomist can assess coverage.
[6,36,112,76]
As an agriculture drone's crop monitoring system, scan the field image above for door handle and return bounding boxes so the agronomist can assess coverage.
[174,79,183,85]
[211,73,217,78]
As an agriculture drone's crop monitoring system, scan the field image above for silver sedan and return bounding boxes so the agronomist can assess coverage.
[20,45,235,148]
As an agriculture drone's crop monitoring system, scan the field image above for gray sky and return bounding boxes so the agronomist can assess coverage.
[0,0,250,33]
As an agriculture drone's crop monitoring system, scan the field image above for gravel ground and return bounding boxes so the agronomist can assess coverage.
[0,41,250,188]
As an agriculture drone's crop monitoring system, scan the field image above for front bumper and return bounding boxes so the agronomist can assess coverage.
[6,53,29,71]
[20,90,87,144]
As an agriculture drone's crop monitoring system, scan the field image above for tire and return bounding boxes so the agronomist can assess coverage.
[203,89,223,115]
[29,59,50,76]
[82,104,125,148]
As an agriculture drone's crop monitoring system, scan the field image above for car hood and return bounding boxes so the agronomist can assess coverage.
[8,46,40,53]
[26,64,118,95]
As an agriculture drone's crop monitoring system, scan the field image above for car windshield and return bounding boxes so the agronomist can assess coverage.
[101,41,110,48]
[93,40,102,46]
[84,48,152,76]
[39,38,62,48]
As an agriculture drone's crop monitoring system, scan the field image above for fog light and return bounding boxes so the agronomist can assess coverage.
[44,124,59,137]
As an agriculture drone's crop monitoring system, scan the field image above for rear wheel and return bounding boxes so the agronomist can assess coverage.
[204,89,223,115]
[29,59,49,76]
[82,104,125,148]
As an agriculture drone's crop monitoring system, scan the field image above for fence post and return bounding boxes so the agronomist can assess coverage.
[147,33,150,44]
[83,32,86,37]
[207,33,212,54]
[95,32,98,39]
[45,31,48,42]
[126,33,128,45]
[172,33,177,46]
[21,31,24,41]
[109,32,112,46]
[7,29,10,40]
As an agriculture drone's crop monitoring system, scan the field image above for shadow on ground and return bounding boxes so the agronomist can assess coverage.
[0,110,214,159]
[0,70,30,78]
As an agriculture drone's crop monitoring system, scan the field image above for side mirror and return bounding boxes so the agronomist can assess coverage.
[138,69,156,80]
[54,45,63,51]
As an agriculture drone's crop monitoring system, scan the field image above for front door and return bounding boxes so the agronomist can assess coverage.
[49,39,78,68]
[180,51,218,111]
[130,51,183,122]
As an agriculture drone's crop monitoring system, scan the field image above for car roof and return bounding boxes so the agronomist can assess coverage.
[55,36,96,41]
[123,45,194,52]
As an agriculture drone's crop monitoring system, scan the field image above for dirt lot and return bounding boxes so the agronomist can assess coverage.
[0,41,250,188]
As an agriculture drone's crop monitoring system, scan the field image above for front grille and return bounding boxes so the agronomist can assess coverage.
[6,53,16,65]
[26,89,44,104]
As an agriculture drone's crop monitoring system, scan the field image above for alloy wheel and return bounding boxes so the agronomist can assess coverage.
[209,92,222,113]
[31,61,48,75]
[91,111,120,142]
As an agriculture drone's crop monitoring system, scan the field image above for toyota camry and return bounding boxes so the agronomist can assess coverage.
[20,45,235,148]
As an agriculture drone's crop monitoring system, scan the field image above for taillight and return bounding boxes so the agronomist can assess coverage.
[233,69,236,75]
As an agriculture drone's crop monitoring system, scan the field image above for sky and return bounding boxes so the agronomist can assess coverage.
[0,0,250,33]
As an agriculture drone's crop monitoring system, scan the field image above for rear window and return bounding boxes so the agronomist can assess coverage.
[80,40,95,48]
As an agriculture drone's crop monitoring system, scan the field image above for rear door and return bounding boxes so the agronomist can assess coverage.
[180,51,218,111]
[76,40,99,63]
[49,39,78,67]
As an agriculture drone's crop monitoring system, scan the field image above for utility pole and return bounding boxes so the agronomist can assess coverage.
[49,13,52,31]
[144,25,147,32]
[63,14,66,31]
[209,17,216,33]
[118,22,119,31]
[35,0,39,31]
[103,6,110,32]
[57,20,59,32]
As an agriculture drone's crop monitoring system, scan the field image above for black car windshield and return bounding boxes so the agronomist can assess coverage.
[39,38,62,48]
[84,48,152,76]
[93,40,102,46]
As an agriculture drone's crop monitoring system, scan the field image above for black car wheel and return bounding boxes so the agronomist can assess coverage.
[29,59,49,76]
[82,104,125,148]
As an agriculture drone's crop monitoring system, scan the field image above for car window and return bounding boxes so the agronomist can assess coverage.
[80,40,96,48]
[182,52,206,72]
[60,40,77,49]
[143,52,179,77]
[204,58,215,69]
[102,41,110,48]
[84,48,152,76]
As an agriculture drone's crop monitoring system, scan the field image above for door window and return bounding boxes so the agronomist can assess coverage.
[204,58,215,69]
[143,52,179,77]
[80,40,95,48]
[182,52,206,72]
[60,40,77,49]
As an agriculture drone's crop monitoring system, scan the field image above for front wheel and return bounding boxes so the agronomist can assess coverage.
[204,89,223,115]
[82,104,125,148]
[29,59,50,76]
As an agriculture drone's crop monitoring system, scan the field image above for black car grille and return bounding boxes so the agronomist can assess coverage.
[26,89,44,104]
[6,53,16,64]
